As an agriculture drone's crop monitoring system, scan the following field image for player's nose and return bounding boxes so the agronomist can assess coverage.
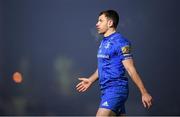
[96,23,99,29]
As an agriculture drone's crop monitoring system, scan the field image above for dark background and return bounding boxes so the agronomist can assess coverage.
[0,0,179,116]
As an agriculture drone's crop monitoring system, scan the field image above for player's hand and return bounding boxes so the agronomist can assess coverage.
[142,93,153,109]
[76,78,92,92]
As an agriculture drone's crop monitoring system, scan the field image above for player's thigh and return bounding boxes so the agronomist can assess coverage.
[96,108,116,116]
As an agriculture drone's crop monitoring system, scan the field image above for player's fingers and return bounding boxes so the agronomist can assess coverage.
[81,87,87,92]
[77,87,84,92]
[76,85,84,91]
[147,102,151,109]
[149,100,152,106]
[76,82,83,88]
[147,101,152,109]
[142,100,147,108]
[145,100,152,109]
[79,87,86,92]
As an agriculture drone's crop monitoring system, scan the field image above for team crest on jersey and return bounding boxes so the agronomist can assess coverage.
[104,42,110,49]
[121,45,131,54]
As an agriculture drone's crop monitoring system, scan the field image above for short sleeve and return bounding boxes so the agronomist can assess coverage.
[116,40,133,61]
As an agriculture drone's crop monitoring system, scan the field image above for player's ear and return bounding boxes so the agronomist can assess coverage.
[108,19,113,28]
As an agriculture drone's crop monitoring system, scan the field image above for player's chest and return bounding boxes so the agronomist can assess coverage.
[97,41,115,59]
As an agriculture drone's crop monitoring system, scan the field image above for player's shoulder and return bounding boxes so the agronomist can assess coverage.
[112,33,131,47]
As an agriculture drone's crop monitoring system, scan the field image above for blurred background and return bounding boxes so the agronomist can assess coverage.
[0,0,179,116]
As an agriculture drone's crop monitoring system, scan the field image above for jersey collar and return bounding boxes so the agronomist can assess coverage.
[103,32,120,41]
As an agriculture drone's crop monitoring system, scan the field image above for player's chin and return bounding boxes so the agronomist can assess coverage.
[97,31,104,34]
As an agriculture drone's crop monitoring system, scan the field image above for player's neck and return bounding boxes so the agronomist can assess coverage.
[104,28,116,37]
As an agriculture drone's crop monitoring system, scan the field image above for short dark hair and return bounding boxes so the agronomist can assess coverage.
[99,10,119,29]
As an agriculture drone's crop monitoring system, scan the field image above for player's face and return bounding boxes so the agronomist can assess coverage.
[96,14,109,34]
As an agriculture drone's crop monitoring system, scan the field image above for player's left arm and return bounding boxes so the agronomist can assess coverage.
[122,58,153,109]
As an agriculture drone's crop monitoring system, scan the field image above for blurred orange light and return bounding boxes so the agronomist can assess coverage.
[13,72,23,83]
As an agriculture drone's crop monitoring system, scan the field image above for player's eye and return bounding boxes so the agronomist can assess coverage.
[99,19,103,22]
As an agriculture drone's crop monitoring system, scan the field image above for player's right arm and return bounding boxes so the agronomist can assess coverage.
[76,69,98,92]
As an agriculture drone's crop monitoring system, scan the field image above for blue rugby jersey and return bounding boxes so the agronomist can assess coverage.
[97,32,132,90]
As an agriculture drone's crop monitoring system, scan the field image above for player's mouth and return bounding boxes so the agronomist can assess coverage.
[96,27,100,31]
